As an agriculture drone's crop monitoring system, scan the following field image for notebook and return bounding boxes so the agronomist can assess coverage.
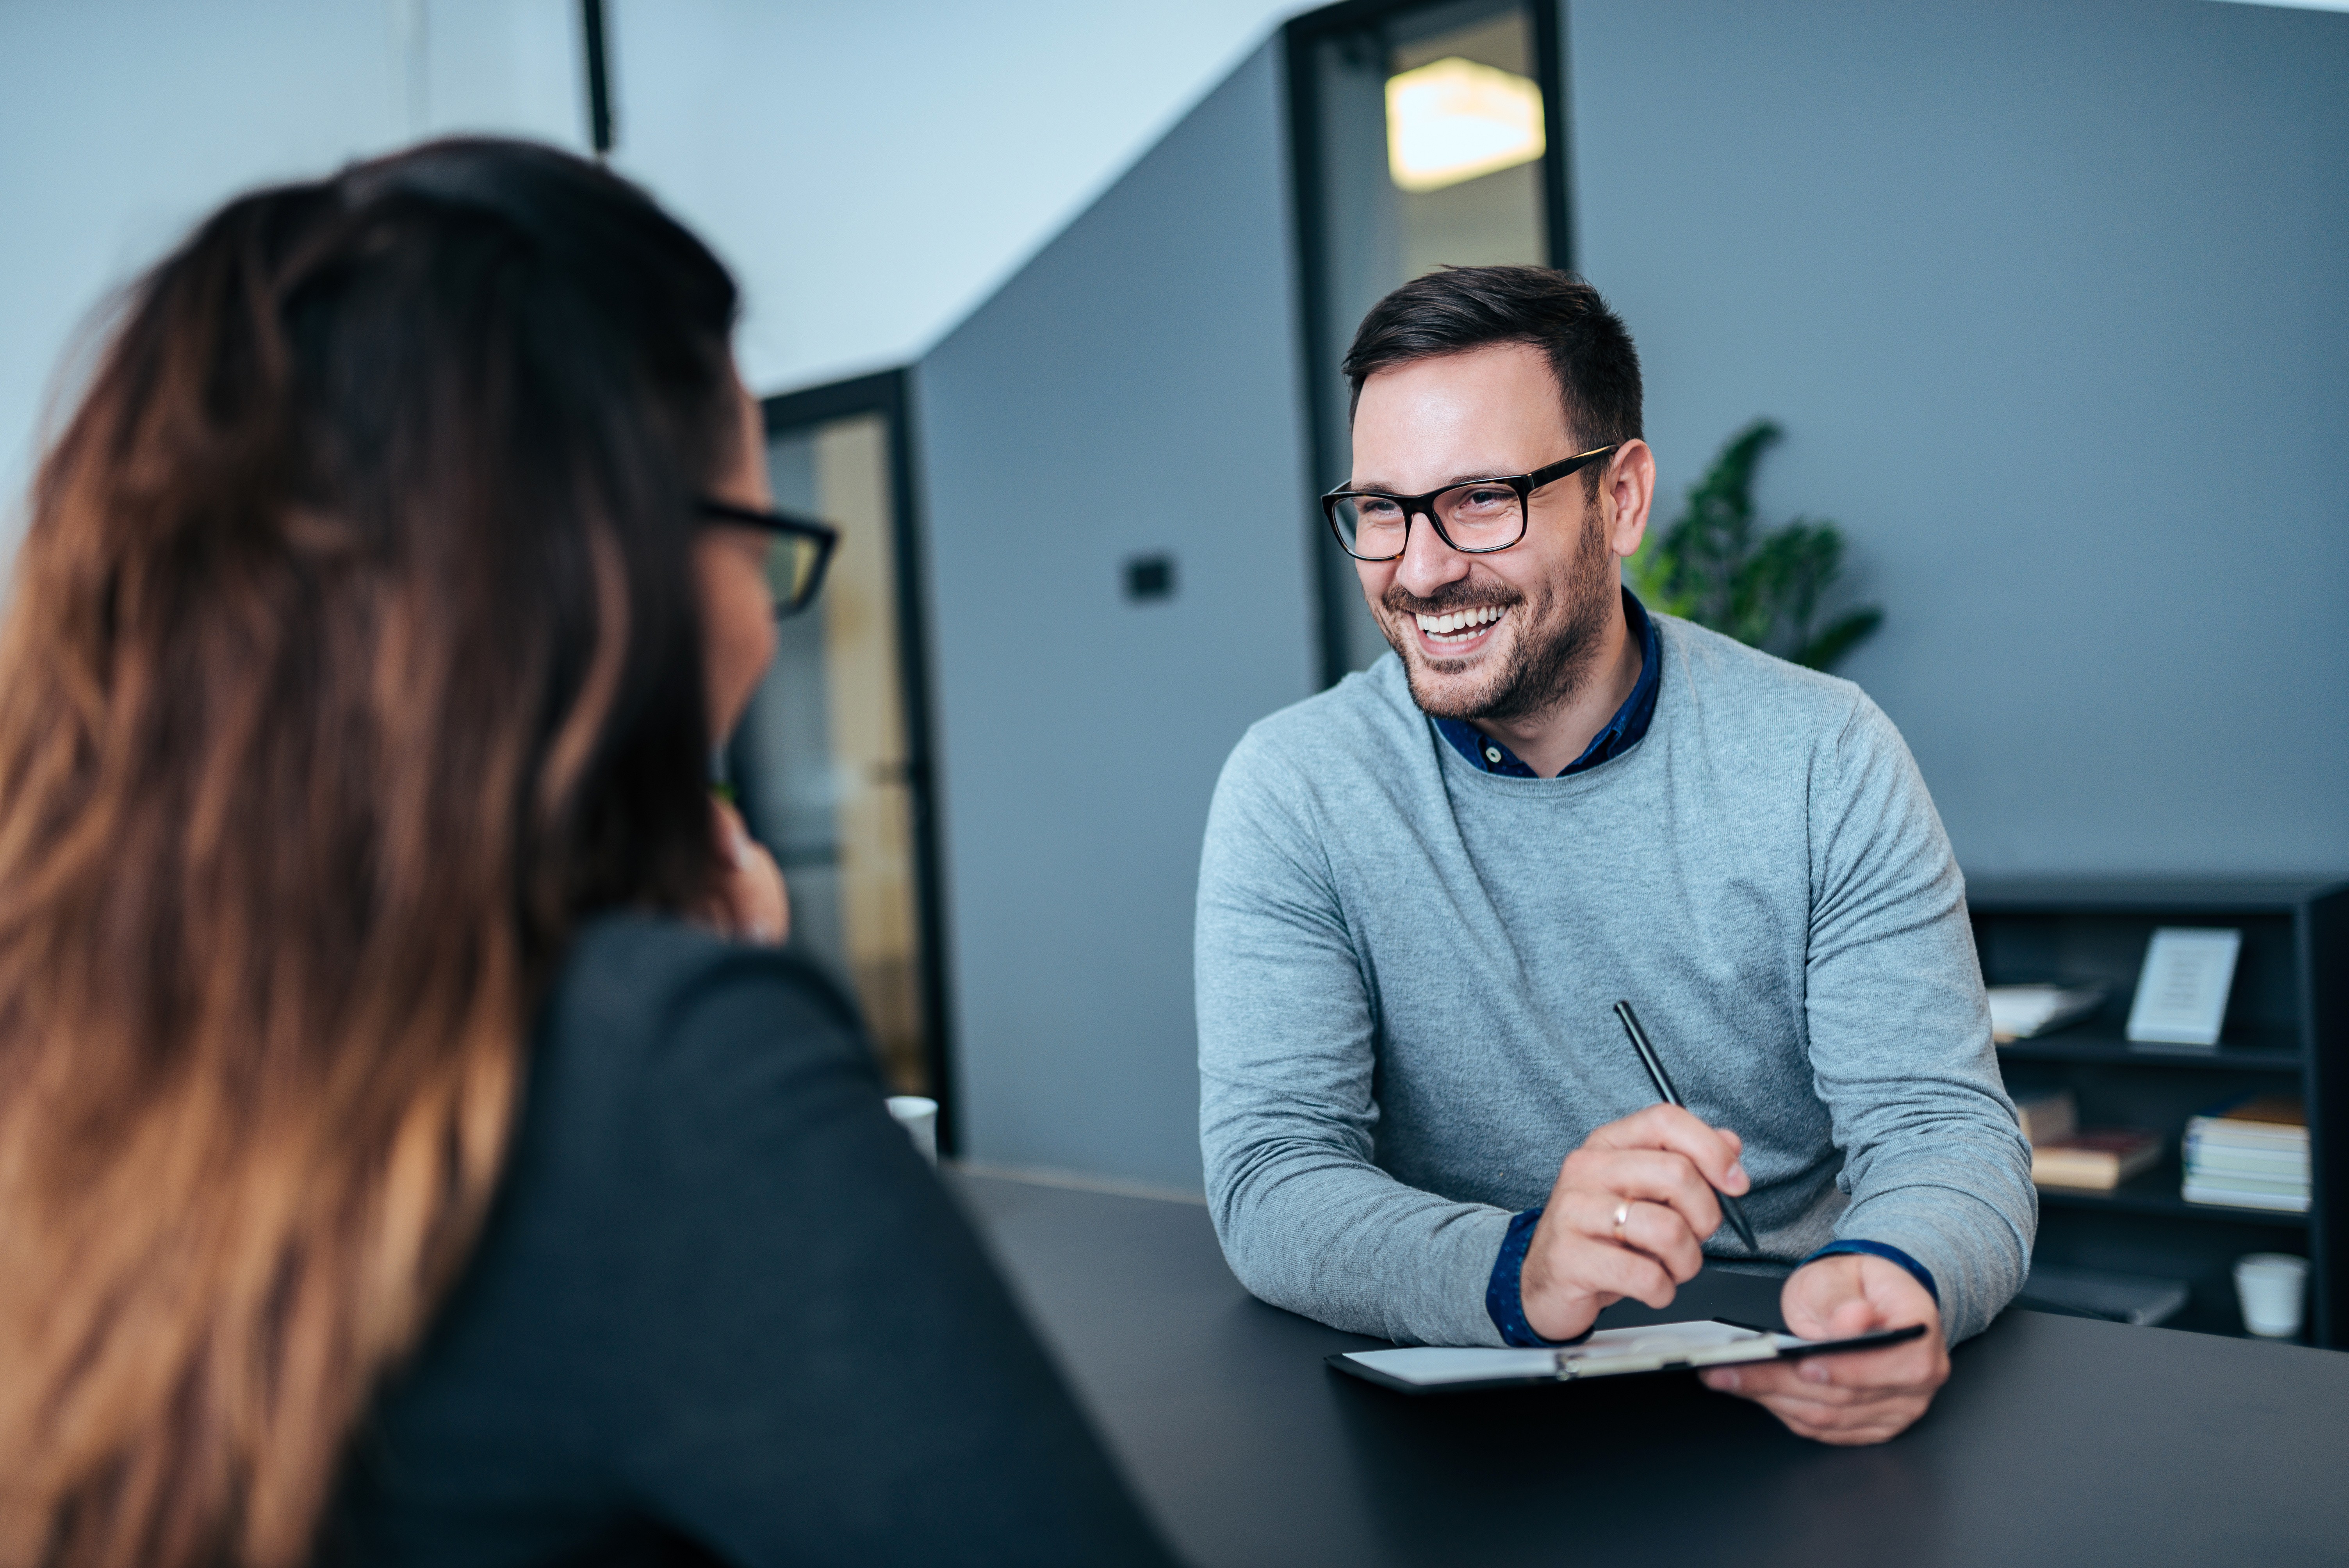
[1328,1318,1927,1395]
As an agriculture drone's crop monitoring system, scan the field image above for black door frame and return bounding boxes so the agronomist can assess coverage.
[1281,0,1574,689]
[759,369,960,1155]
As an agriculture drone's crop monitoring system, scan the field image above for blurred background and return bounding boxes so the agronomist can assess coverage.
[3,0,2344,1204]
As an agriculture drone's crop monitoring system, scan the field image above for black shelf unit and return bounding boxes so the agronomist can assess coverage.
[1968,877,2347,1345]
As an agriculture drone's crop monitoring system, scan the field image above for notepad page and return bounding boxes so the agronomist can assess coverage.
[1554,1320,1781,1374]
[1344,1320,1786,1386]
[1344,1347,1563,1385]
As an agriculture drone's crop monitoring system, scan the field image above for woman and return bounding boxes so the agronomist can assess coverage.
[0,140,1176,1568]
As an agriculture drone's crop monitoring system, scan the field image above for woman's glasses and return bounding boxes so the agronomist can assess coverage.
[695,498,839,618]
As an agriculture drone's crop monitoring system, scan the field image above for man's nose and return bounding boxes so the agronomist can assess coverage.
[1393,509,1470,599]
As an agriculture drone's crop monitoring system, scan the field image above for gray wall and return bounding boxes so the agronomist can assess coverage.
[914,39,1317,1190]
[1569,0,2349,875]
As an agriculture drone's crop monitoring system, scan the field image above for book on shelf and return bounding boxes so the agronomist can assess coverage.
[2186,1094,2307,1149]
[2013,1089,2077,1146]
[2032,1130,2162,1191]
[2182,1094,2309,1212]
[2183,1143,2309,1180]
[1987,984,2108,1044]
[2179,1177,2310,1213]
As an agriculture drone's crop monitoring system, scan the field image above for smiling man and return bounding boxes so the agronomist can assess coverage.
[1195,266,2034,1444]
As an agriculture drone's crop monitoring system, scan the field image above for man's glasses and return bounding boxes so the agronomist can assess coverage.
[695,498,839,617]
[1322,446,1619,562]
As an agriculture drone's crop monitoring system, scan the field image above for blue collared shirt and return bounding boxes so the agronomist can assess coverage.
[1432,589,1661,779]
[1452,592,1940,1344]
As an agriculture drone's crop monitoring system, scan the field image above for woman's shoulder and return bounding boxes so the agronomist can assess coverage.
[523,913,880,1173]
[546,911,864,1062]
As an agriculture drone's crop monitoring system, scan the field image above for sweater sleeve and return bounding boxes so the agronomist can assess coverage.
[1196,730,1513,1347]
[604,956,1180,1566]
[1802,696,2037,1342]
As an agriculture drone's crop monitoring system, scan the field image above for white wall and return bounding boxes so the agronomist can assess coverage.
[0,0,1301,564]
[0,0,580,556]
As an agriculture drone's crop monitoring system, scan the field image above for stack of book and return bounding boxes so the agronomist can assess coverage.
[2016,1089,2164,1191]
[2182,1096,2309,1212]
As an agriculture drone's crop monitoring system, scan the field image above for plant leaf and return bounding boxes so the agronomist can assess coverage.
[1795,606,1884,672]
[1636,419,1884,673]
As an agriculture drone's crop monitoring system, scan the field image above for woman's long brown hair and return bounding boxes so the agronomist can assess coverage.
[0,140,739,1567]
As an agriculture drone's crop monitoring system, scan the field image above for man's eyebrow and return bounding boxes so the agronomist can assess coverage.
[1342,470,1521,494]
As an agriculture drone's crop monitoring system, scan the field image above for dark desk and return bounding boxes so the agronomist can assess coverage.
[954,1172,2349,1568]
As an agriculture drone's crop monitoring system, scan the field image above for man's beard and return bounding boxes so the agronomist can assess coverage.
[1379,504,1621,725]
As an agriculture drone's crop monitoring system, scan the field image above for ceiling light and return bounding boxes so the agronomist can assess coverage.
[1385,57,1545,194]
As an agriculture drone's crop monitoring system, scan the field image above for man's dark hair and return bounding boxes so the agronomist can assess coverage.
[1341,266,1643,493]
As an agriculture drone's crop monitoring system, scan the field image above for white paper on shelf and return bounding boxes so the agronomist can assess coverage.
[1987,984,2107,1041]
[2124,928,2241,1047]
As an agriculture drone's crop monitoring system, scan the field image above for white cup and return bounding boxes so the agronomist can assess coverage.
[2233,1253,2308,1339]
[886,1095,939,1166]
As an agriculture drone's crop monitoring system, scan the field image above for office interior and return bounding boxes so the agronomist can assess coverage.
[3,0,2345,1409]
[914,0,2349,1350]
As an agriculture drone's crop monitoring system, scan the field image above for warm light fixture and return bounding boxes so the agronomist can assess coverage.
[1385,56,1545,193]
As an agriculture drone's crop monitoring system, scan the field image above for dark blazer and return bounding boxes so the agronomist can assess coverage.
[329,914,1175,1566]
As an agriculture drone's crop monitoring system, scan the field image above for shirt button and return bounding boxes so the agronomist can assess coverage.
[1485,747,1502,764]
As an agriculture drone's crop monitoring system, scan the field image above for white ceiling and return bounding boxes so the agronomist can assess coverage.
[605,0,1307,396]
[9,0,2321,550]
[0,0,1303,553]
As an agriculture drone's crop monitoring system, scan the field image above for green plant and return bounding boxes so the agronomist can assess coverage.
[1624,419,1882,672]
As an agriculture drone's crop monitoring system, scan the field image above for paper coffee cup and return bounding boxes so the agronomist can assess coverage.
[2233,1253,2307,1339]
[886,1095,939,1166]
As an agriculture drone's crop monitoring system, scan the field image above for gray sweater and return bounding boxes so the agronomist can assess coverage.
[1195,615,2034,1348]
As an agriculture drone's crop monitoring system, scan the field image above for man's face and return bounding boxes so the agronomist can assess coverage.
[1348,343,1638,723]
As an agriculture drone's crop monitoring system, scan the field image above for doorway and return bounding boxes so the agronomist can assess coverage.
[726,371,954,1143]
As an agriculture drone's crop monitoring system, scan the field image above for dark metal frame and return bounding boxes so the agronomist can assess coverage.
[1281,0,1576,686]
[579,0,615,155]
[1322,444,1615,559]
[758,369,961,1156]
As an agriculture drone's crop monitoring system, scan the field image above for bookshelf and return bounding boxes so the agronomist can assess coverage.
[1966,878,2346,1345]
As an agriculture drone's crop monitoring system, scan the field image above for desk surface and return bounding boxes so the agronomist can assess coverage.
[954,1171,2349,1568]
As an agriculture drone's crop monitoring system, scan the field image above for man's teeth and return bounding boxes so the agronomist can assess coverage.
[1415,606,1503,638]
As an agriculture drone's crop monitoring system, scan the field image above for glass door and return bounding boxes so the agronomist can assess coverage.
[725,373,949,1129]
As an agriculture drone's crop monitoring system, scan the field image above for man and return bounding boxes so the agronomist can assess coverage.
[1196,266,2033,1445]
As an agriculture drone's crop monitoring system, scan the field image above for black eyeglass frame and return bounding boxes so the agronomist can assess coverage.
[1321,445,1620,562]
[695,497,841,617]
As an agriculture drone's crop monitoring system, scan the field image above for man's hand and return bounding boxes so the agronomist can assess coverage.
[1699,1252,1948,1445]
[1520,1105,1749,1342]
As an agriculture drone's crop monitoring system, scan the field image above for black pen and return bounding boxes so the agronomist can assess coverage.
[1611,1000,1760,1254]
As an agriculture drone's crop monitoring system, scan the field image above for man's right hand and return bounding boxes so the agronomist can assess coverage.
[1519,1105,1749,1342]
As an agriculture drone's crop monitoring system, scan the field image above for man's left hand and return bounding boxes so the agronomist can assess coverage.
[1697,1252,1948,1445]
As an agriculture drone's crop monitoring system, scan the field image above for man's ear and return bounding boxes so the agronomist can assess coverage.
[1606,439,1657,559]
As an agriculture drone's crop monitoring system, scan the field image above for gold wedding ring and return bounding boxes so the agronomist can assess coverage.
[1612,1201,1631,1240]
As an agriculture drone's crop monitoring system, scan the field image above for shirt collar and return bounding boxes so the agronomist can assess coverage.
[1431,590,1661,779]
